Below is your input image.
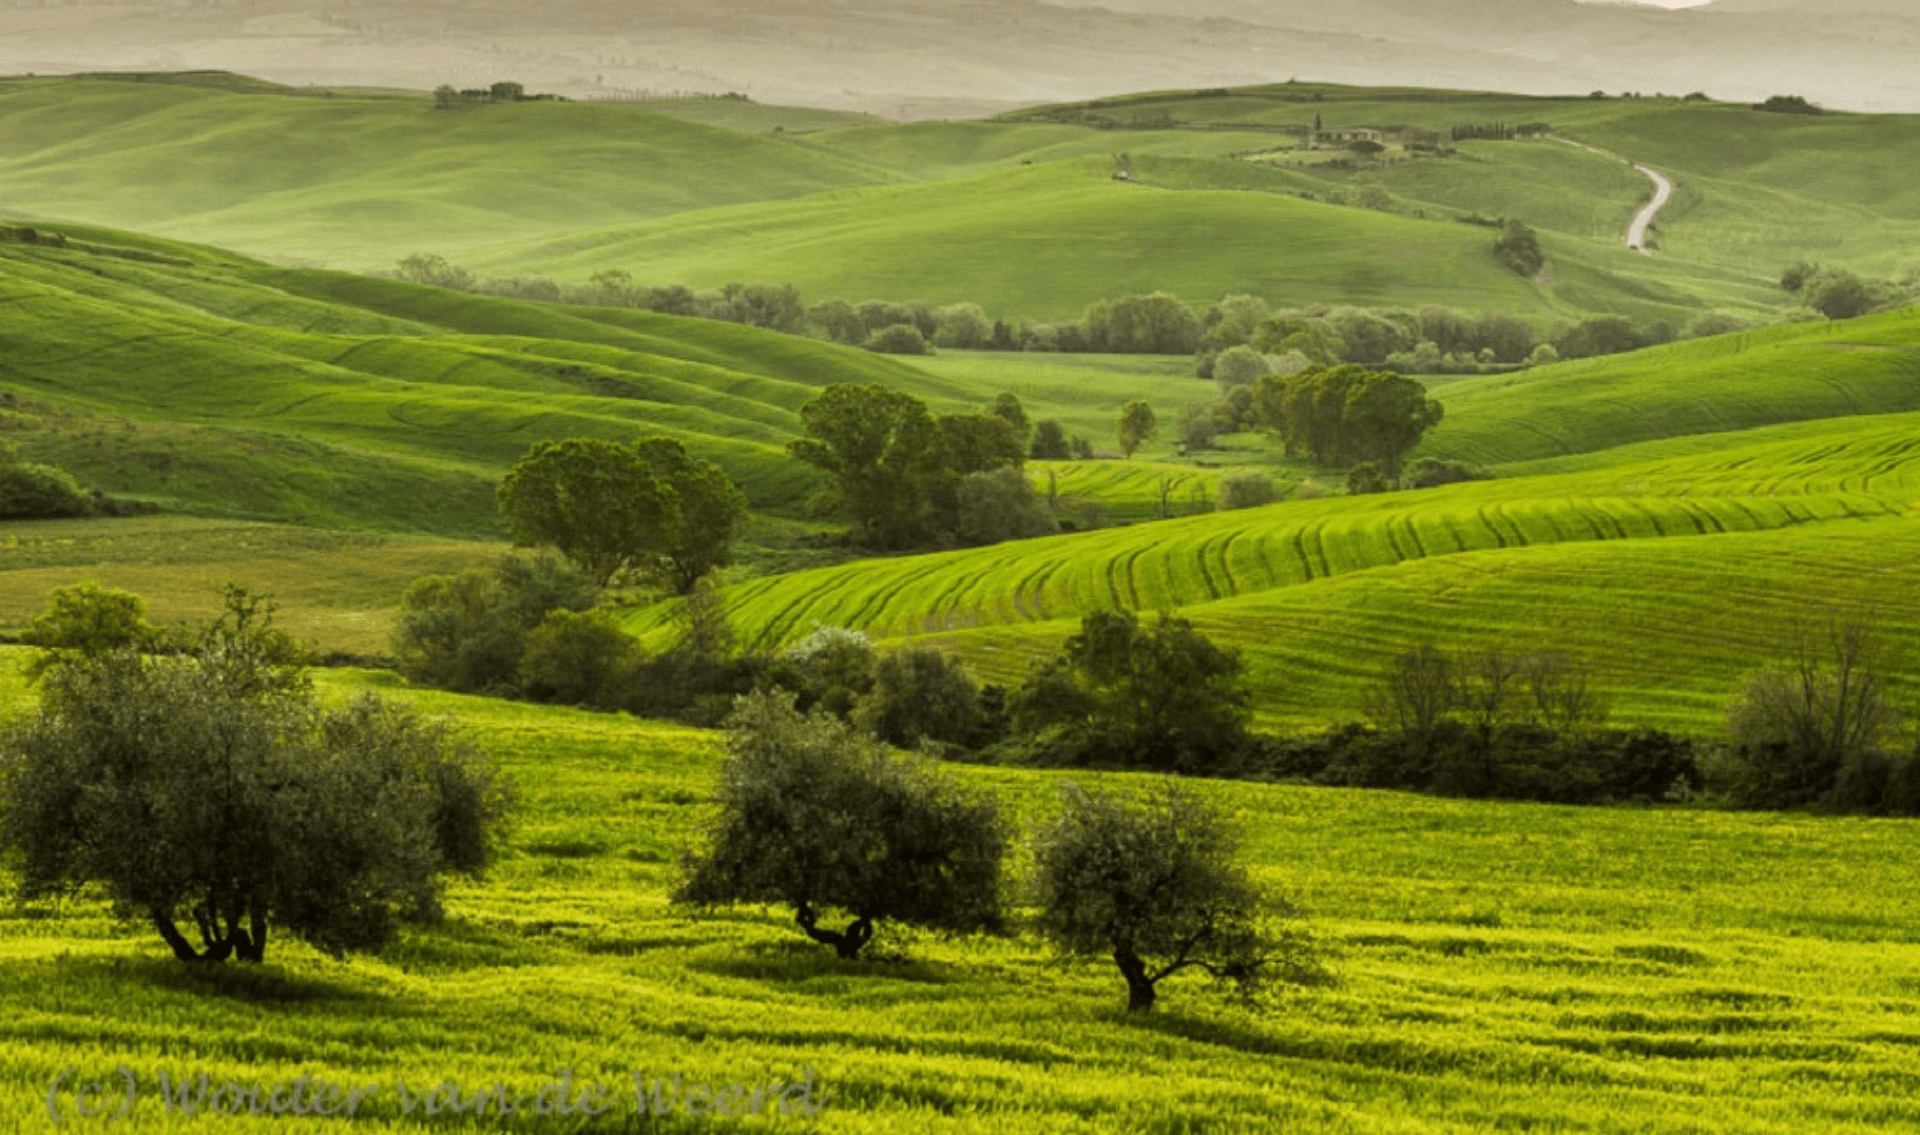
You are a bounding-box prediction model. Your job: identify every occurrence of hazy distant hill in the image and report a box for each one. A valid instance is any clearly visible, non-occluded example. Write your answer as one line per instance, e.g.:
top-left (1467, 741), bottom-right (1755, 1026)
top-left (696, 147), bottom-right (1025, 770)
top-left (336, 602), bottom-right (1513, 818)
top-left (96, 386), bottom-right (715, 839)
top-left (0, 0), bottom-right (1914, 118)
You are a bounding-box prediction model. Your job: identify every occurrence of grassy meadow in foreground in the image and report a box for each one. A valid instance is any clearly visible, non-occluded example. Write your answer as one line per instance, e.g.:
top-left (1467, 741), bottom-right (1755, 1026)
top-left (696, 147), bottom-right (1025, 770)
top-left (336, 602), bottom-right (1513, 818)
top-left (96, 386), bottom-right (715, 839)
top-left (3, 661), bottom-right (1919, 1133)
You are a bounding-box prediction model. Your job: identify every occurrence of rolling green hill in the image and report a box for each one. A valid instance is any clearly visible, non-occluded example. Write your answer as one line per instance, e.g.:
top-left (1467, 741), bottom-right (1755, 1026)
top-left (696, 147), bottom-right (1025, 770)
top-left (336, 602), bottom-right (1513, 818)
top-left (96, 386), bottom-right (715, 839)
top-left (472, 159), bottom-right (1568, 322)
top-left (1419, 306), bottom-right (1920, 466)
top-left (0, 74), bottom-right (893, 266)
top-left (0, 224), bottom-right (1216, 540)
top-left (8, 74), bottom-right (1914, 327)
top-left (626, 405), bottom-right (1920, 731)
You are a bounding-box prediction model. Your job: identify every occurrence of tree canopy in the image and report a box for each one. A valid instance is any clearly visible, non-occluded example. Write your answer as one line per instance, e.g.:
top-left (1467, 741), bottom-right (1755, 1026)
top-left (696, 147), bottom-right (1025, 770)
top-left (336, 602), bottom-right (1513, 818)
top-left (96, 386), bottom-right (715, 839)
top-left (497, 436), bottom-right (745, 591)
top-left (0, 588), bottom-right (512, 964)
top-left (674, 691), bottom-right (1008, 959)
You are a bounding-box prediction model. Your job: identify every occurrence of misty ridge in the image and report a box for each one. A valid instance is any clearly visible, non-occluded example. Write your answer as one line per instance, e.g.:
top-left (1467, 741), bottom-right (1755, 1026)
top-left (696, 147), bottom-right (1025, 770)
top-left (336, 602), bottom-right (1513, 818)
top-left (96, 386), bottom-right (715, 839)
top-left (1, 0), bottom-right (1915, 118)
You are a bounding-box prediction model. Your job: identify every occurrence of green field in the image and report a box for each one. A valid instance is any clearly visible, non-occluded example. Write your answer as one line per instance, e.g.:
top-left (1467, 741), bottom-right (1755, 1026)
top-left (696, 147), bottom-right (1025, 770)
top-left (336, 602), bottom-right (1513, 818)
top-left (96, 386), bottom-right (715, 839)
top-left (7, 75), bottom-right (1917, 326)
top-left (5, 660), bottom-right (1920, 1133)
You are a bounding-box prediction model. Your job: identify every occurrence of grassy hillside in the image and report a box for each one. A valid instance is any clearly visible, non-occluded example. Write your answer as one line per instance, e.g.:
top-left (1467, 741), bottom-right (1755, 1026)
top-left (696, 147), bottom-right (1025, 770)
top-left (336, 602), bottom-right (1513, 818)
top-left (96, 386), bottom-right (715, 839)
top-left (475, 159), bottom-right (1565, 321)
top-left (628, 407), bottom-right (1920, 731)
top-left (1420, 306), bottom-right (1920, 466)
top-left (0, 74), bottom-right (892, 266)
top-left (10, 74), bottom-right (1912, 326)
top-left (4, 661), bottom-right (1920, 1132)
top-left (0, 226), bottom-right (1217, 541)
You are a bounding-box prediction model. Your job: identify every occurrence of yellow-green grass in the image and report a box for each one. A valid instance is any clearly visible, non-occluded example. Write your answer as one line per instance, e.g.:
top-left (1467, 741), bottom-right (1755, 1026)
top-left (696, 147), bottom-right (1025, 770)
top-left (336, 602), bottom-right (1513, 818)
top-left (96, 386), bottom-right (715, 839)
top-left (626, 415), bottom-right (1920, 732)
top-left (0, 516), bottom-right (500, 656)
top-left (4, 659), bottom-right (1920, 1131)
top-left (1422, 306), bottom-right (1920, 467)
top-left (0, 75), bottom-right (892, 267)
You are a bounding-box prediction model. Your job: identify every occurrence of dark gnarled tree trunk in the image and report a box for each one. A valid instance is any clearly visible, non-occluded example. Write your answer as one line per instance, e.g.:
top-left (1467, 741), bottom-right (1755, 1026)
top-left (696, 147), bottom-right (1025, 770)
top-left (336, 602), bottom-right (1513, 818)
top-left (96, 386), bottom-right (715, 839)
top-left (794, 902), bottom-right (874, 960)
top-left (151, 895), bottom-right (270, 964)
top-left (1115, 946), bottom-right (1157, 1012)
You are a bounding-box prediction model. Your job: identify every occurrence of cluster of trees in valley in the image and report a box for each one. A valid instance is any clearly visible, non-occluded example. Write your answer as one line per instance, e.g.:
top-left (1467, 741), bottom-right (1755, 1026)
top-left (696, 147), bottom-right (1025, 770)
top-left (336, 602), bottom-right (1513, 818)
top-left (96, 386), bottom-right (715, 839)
top-left (394, 255), bottom-right (1827, 381)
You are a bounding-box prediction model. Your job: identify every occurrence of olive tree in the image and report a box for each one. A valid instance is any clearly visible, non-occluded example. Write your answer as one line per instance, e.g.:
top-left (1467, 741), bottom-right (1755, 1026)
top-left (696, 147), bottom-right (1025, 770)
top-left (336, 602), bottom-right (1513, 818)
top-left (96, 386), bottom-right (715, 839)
top-left (0, 589), bottom-right (512, 964)
top-left (674, 691), bottom-right (1008, 959)
top-left (1032, 782), bottom-right (1318, 1012)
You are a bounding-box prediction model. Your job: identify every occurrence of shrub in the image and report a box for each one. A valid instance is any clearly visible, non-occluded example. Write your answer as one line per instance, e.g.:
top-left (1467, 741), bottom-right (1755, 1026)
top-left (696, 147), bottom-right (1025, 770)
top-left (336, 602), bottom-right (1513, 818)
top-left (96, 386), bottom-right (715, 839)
top-left (854, 648), bottom-right (983, 750)
top-left (392, 554), bottom-right (596, 695)
top-left (956, 467), bottom-right (1057, 546)
top-left (1010, 610), bottom-right (1251, 774)
top-left (1217, 472), bottom-right (1278, 511)
top-left (0, 462), bottom-right (92, 519)
top-left (1721, 617), bottom-right (1902, 808)
top-left (21, 581), bottom-right (160, 680)
top-left (674, 691), bottom-right (1009, 959)
top-left (1346, 462), bottom-right (1389, 495)
top-left (768, 625), bottom-right (877, 720)
top-left (516, 608), bottom-right (640, 706)
top-left (863, 322), bottom-right (932, 355)
top-left (1403, 458), bottom-right (1492, 490)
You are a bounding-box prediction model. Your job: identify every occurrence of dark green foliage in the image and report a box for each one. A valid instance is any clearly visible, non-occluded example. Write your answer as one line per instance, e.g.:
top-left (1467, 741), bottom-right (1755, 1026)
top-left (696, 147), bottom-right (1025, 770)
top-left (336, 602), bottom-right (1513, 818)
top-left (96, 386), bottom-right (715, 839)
top-left (1030, 419), bottom-right (1071, 460)
top-left (674, 691), bottom-right (1009, 959)
top-left (1346, 462), bottom-right (1389, 495)
top-left (956, 467), bottom-right (1057, 546)
top-left (987, 392), bottom-right (1030, 442)
top-left (1252, 364), bottom-right (1443, 477)
top-left (766, 625), bottom-right (878, 721)
top-left (20, 581), bottom-right (160, 681)
top-left (631, 437), bottom-right (751, 594)
top-left (934, 303), bottom-right (994, 349)
top-left (790, 384), bottom-right (950, 550)
top-left (1754, 95), bottom-right (1822, 115)
top-left (392, 554), bottom-right (596, 695)
top-left (1010, 611), bottom-right (1251, 774)
top-left (1551, 315), bottom-right (1646, 360)
top-left (1799, 270), bottom-right (1878, 320)
top-left (938, 413), bottom-right (1026, 478)
top-left (498, 439), bottom-right (674, 587)
top-left (516, 608), bottom-right (640, 707)
top-left (1083, 293), bottom-right (1201, 354)
top-left (1403, 458), bottom-right (1493, 490)
top-left (1780, 261), bottom-right (1819, 293)
top-left (1259, 722), bottom-right (1700, 806)
top-left (1718, 617), bottom-right (1902, 809)
top-left (0, 460), bottom-right (93, 519)
top-left (1031, 782), bottom-right (1317, 1012)
top-left (1217, 472), bottom-right (1277, 511)
top-left (1116, 400), bottom-right (1158, 459)
top-left (1492, 220), bottom-right (1545, 278)
top-left (863, 322), bottom-right (932, 355)
top-left (0, 590), bottom-right (510, 964)
top-left (854, 648), bottom-right (984, 751)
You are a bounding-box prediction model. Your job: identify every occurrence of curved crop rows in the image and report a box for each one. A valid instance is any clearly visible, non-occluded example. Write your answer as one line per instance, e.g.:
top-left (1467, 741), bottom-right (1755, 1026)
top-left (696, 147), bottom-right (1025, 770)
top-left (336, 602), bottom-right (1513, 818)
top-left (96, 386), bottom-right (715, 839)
top-left (673, 419), bottom-right (1920, 655)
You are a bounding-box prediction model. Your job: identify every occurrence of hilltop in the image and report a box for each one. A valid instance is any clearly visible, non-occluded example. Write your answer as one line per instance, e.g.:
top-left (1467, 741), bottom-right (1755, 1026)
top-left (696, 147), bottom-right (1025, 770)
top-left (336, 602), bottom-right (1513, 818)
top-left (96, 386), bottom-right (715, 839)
top-left (2, 75), bottom-right (1914, 329)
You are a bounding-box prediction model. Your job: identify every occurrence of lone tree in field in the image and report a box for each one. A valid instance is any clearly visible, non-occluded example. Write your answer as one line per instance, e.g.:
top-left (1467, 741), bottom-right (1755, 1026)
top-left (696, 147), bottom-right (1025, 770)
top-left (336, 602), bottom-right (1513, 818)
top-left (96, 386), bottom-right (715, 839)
top-left (498, 437), bottom-right (746, 591)
top-left (1117, 400), bottom-right (1158, 459)
top-left (1032, 782), bottom-right (1318, 1012)
top-left (789, 384), bottom-right (949, 550)
top-left (0, 588), bottom-right (511, 964)
top-left (1492, 220), bottom-right (1544, 277)
top-left (674, 690), bottom-right (1008, 959)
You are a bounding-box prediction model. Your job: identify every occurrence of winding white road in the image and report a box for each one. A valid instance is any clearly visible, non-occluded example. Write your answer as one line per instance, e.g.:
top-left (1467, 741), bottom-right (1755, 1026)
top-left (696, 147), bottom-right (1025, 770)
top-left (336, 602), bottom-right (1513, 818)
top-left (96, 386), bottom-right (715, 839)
top-left (1625, 162), bottom-right (1673, 255)
top-left (1559, 138), bottom-right (1673, 255)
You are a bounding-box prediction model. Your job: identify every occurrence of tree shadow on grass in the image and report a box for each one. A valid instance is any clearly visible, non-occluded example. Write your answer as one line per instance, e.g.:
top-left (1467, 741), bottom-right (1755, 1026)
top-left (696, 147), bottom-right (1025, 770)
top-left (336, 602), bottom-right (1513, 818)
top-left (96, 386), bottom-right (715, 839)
top-left (52, 953), bottom-right (380, 1006)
